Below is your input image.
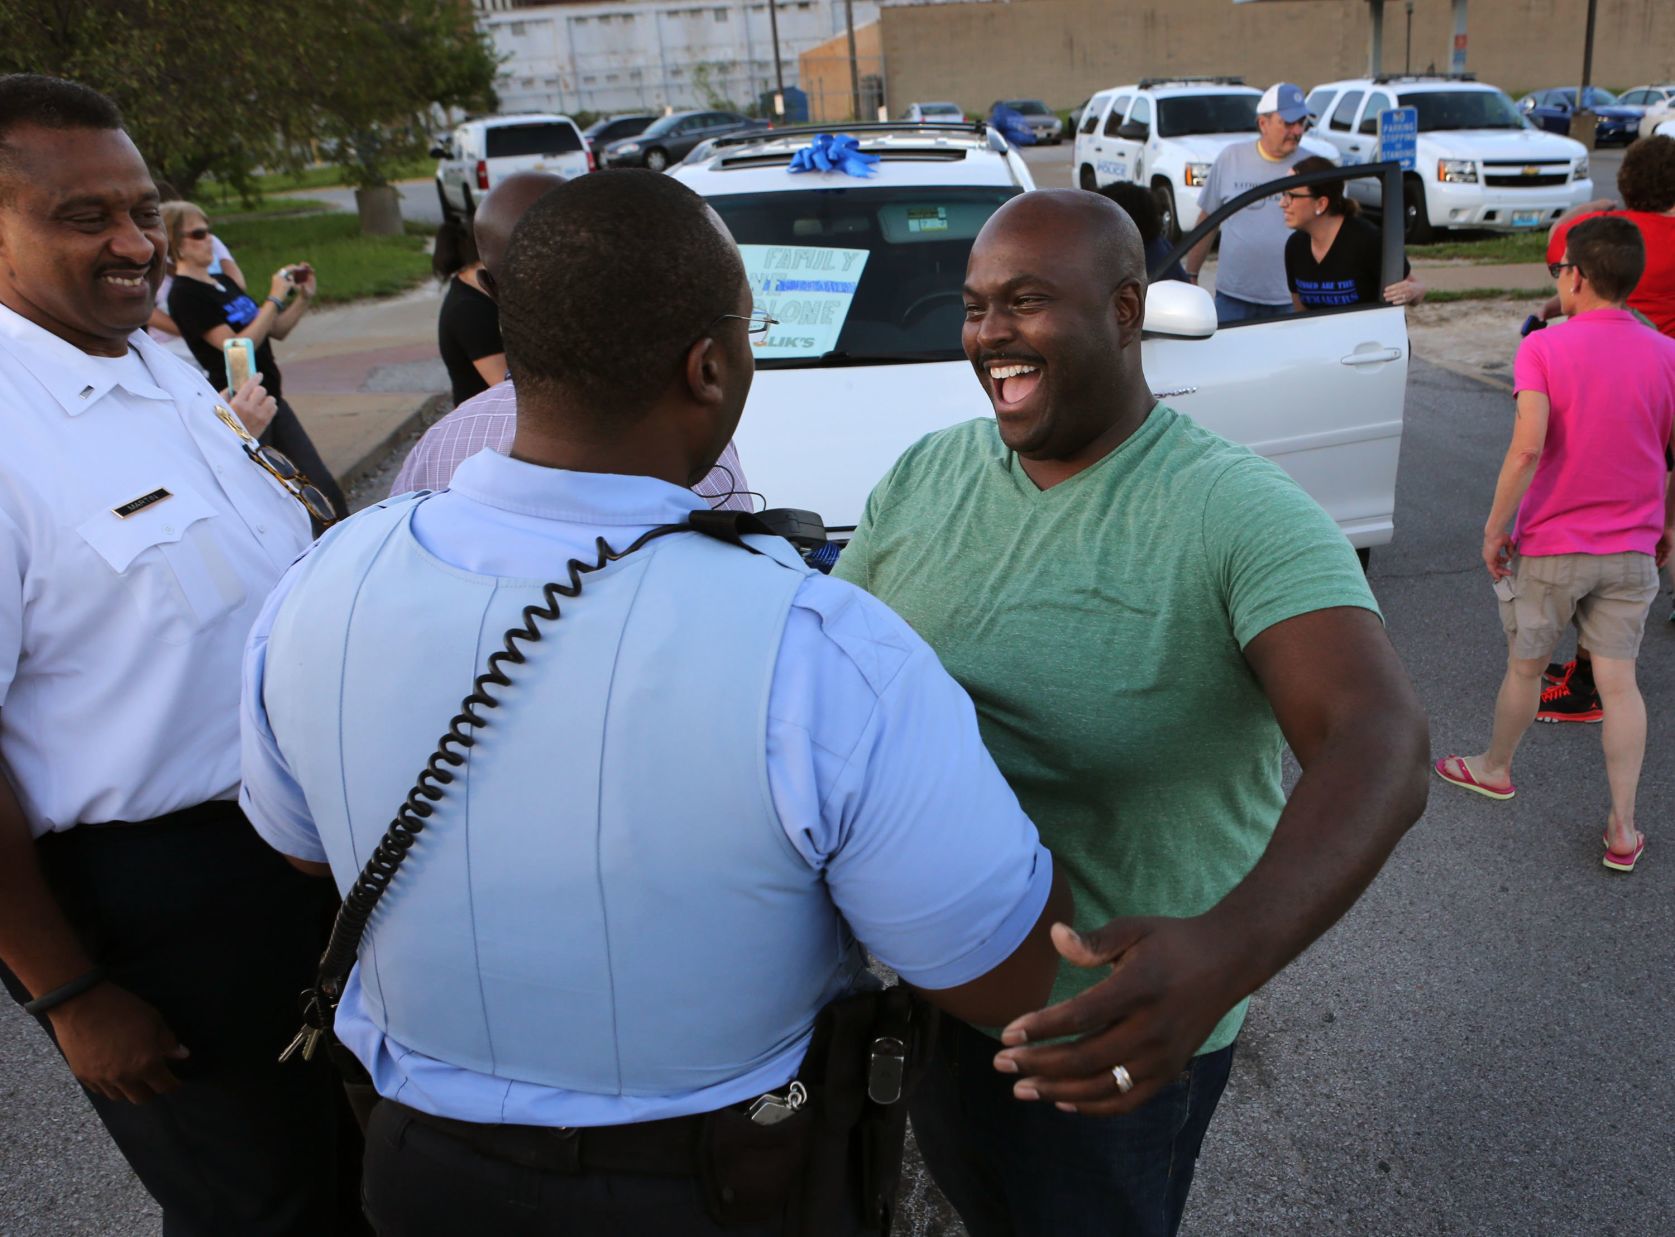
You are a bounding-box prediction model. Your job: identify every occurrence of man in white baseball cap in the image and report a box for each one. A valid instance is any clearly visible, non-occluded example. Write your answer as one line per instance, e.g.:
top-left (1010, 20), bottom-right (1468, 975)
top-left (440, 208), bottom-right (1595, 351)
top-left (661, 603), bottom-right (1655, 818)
top-left (1186, 82), bottom-right (1321, 322)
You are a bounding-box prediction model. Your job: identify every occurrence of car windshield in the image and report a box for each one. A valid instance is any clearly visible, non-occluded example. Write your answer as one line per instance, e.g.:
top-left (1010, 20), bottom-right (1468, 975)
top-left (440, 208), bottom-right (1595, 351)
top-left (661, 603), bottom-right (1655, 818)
top-left (706, 186), bottom-right (1020, 368)
top-left (1003, 100), bottom-right (1050, 115)
top-left (643, 114), bottom-right (692, 138)
top-left (485, 123), bottom-right (581, 157)
top-left (1398, 90), bottom-right (1525, 130)
top-left (1156, 94), bottom-right (1259, 136)
top-left (921, 104), bottom-right (961, 116)
top-left (1556, 88), bottom-right (1619, 107)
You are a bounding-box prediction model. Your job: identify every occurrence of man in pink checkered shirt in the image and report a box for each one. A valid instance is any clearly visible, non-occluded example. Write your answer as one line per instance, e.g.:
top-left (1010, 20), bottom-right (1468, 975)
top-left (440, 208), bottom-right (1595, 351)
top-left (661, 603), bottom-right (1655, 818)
top-left (390, 378), bottom-right (752, 509)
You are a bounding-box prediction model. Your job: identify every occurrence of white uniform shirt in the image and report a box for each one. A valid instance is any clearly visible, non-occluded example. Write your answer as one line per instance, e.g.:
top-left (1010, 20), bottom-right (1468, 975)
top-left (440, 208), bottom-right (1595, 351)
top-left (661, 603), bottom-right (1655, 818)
top-left (0, 302), bottom-right (311, 836)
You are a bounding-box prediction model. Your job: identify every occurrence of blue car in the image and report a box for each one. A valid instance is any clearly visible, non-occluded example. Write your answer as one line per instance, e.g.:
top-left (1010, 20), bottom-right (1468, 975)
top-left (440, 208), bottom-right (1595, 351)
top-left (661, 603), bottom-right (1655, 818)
top-left (1519, 88), bottom-right (1640, 146)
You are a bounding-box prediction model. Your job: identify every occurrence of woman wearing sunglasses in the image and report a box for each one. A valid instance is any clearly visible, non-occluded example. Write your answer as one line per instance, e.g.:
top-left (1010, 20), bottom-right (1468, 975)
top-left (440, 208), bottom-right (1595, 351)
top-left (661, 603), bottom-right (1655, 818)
top-left (161, 201), bottom-right (346, 521)
top-left (1281, 156), bottom-right (1425, 312)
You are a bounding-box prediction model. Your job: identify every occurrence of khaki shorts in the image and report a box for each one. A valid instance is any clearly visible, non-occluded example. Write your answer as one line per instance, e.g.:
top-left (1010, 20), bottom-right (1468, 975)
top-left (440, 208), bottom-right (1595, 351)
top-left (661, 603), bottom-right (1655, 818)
top-left (1498, 552), bottom-right (1661, 662)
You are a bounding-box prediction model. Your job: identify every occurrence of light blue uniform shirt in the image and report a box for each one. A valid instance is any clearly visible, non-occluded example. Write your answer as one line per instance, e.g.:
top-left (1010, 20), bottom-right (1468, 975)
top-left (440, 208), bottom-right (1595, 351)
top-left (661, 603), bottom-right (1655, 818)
top-left (241, 449), bottom-right (1053, 1127)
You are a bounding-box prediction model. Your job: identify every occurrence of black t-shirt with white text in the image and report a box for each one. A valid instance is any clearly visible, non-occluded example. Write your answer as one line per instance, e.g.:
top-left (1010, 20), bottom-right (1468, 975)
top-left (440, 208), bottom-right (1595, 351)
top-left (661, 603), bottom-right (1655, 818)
top-left (1285, 215), bottom-right (1409, 310)
top-left (168, 272), bottom-right (283, 397)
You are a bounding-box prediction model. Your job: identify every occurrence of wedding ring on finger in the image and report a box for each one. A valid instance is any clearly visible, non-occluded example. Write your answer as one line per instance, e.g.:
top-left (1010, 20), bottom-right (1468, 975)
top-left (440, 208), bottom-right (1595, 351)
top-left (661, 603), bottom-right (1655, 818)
top-left (1110, 1064), bottom-right (1134, 1095)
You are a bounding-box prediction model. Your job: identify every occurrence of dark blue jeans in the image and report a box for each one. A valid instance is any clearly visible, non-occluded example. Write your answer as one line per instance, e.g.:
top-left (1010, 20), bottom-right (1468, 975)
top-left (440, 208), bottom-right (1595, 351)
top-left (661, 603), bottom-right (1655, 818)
top-left (1213, 290), bottom-right (1288, 324)
top-left (908, 1017), bottom-right (1235, 1237)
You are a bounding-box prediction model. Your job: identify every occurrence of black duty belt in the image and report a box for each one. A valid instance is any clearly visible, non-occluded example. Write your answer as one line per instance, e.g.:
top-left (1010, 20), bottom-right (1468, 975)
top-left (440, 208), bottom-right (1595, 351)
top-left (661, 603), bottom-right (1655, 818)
top-left (389, 1098), bottom-right (710, 1176)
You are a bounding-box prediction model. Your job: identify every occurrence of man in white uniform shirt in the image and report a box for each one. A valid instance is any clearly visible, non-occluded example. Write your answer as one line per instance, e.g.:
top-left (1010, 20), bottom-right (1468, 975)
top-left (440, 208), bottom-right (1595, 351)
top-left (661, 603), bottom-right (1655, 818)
top-left (0, 76), bottom-right (357, 1234)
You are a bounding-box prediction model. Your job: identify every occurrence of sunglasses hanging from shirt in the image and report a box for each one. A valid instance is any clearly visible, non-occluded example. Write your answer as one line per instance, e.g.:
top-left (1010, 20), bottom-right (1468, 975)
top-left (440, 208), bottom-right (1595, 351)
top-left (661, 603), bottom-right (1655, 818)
top-left (213, 404), bottom-right (338, 526)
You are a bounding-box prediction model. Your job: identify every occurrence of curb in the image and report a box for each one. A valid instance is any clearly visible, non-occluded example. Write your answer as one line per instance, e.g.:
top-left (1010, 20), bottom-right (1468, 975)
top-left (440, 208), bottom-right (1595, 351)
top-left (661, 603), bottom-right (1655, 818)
top-left (332, 391), bottom-right (449, 493)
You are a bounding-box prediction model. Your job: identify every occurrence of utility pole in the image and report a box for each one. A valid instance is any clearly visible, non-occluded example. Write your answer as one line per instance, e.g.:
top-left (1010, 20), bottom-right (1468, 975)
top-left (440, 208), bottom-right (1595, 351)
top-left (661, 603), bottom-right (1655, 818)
top-left (1368, 0), bottom-right (1384, 78)
top-left (767, 0), bottom-right (786, 117)
top-left (1579, 0), bottom-right (1597, 95)
top-left (844, 0), bottom-right (861, 121)
top-left (1405, 0), bottom-right (1414, 75)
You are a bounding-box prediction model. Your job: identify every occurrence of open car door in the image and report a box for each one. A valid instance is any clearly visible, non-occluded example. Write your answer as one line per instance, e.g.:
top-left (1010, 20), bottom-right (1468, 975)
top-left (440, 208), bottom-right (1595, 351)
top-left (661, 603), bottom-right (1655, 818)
top-left (1143, 160), bottom-right (1410, 554)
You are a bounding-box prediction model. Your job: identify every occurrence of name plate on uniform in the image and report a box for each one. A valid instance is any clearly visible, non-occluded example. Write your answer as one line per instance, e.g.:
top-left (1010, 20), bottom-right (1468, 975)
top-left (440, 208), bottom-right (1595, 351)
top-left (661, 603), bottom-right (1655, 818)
top-left (112, 487), bottom-right (173, 519)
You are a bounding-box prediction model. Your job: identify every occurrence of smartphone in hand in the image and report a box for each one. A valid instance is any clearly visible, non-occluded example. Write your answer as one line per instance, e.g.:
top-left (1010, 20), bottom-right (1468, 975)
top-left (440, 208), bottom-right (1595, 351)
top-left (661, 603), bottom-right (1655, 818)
top-left (223, 337), bottom-right (257, 392)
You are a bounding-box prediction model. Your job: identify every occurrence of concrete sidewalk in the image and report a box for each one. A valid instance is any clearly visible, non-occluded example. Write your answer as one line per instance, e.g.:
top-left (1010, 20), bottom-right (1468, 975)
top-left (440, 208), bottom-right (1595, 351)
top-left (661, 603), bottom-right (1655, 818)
top-left (276, 284), bottom-right (450, 490)
top-left (1411, 259), bottom-right (1554, 293)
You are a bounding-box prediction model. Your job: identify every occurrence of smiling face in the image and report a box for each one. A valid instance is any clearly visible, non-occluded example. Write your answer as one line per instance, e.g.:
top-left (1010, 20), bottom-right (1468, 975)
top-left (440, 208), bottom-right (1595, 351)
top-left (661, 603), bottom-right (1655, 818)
top-left (961, 192), bottom-right (1147, 468)
top-left (0, 124), bottom-right (164, 354)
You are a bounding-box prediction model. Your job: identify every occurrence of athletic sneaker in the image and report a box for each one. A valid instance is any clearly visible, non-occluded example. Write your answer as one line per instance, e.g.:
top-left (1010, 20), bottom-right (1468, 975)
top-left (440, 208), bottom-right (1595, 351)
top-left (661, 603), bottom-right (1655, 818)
top-left (1536, 678), bottom-right (1603, 724)
top-left (1542, 659), bottom-right (1575, 687)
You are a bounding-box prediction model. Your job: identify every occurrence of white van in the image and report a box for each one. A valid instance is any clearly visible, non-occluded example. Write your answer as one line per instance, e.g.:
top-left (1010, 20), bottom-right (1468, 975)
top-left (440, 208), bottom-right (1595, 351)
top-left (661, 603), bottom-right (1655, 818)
top-left (433, 114), bottom-right (592, 220)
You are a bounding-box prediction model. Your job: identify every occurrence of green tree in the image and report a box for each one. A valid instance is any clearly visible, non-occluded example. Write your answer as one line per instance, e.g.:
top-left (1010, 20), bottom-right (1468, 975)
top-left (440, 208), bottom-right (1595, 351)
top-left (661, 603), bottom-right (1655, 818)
top-left (0, 0), bottom-right (496, 209)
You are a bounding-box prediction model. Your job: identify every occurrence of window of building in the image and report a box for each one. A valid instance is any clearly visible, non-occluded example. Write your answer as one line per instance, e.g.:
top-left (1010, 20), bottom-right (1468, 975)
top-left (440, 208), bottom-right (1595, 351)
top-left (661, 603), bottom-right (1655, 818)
top-left (714, 7), bottom-right (729, 21)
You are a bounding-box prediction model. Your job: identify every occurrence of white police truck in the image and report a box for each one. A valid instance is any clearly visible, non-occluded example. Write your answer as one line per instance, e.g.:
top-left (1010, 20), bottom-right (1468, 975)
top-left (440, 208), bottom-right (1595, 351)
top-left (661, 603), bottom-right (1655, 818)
top-left (1305, 76), bottom-right (1592, 242)
top-left (1073, 78), bottom-right (1336, 240)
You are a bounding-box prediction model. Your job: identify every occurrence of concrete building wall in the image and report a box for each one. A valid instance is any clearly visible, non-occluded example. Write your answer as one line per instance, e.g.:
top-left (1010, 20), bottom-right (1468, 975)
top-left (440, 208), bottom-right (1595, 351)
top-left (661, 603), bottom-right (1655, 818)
top-left (798, 21), bottom-right (886, 120)
top-left (485, 0), bottom-right (879, 117)
top-left (878, 0), bottom-right (1675, 117)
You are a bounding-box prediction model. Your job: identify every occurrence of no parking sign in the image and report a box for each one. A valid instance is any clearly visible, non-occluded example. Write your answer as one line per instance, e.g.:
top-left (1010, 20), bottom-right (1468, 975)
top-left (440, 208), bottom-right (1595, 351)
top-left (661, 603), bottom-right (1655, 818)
top-left (1378, 107), bottom-right (1419, 171)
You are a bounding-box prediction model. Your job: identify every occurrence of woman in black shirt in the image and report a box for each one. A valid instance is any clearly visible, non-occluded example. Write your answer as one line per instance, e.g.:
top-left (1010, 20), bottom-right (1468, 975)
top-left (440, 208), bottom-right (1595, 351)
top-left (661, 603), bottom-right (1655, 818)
top-left (1282, 157), bottom-right (1425, 312)
top-left (432, 217), bottom-right (505, 406)
top-left (162, 201), bottom-right (345, 519)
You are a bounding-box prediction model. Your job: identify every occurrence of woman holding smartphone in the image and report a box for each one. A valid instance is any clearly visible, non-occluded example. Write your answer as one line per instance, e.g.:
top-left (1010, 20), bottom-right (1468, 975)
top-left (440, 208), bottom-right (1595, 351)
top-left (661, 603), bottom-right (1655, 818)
top-left (161, 201), bottom-right (346, 520)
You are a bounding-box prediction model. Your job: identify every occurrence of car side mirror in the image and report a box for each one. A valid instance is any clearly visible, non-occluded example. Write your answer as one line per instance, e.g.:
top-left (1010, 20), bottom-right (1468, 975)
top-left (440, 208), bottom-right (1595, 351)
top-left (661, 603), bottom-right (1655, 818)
top-left (429, 143), bottom-right (448, 158)
top-left (1142, 280), bottom-right (1217, 340)
top-left (1117, 121), bottom-right (1150, 141)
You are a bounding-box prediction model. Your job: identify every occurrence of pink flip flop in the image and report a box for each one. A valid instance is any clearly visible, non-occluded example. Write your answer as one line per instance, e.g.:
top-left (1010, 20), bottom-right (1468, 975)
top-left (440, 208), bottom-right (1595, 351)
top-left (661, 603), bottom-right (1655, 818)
top-left (1433, 755), bottom-right (1516, 801)
top-left (1602, 832), bottom-right (1646, 873)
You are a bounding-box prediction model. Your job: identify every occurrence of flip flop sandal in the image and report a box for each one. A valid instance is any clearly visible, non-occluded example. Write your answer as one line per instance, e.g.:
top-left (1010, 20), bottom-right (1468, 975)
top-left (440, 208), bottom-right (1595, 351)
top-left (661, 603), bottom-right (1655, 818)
top-left (1602, 832), bottom-right (1646, 873)
top-left (1432, 755), bottom-right (1516, 801)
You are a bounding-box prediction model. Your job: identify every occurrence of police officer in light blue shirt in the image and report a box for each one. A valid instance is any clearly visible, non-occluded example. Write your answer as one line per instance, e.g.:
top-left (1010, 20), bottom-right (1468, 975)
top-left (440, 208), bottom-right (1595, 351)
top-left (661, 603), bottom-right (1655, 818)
top-left (240, 169), bottom-right (1071, 1235)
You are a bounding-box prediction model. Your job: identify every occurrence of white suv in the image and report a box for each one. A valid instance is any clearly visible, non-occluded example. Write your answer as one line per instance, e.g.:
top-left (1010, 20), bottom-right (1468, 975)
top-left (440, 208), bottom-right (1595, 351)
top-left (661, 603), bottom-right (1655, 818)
top-left (1073, 78), bottom-right (1336, 240)
top-left (672, 124), bottom-right (1410, 555)
top-left (432, 114), bottom-right (592, 221)
top-left (1306, 77), bottom-right (1592, 242)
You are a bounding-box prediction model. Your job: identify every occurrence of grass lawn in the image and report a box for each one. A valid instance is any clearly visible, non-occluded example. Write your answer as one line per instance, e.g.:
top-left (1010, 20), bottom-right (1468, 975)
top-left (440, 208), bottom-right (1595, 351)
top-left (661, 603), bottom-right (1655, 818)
top-left (200, 155), bottom-right (437, 200)
top-left (211, 211), bottom-right (434, 306)
top-left (1409, 231), bottom-right (1551, 264)
top-left (1425, 286), bottom-right (1553, 304)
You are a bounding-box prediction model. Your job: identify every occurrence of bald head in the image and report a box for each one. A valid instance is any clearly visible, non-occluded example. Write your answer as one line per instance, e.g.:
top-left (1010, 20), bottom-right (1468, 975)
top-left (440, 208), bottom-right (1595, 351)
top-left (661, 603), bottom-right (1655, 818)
top-left (962, 188), bottom-right (1154, 481)
top-left (473, 171), bottom-right (567, 281)
top-left (979, 189), bottom-right (1146, 292)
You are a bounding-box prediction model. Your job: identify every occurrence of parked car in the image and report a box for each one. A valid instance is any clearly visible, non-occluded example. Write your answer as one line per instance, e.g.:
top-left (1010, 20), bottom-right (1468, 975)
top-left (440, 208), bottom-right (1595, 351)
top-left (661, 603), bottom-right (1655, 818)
top-left (583, 113), bottom-right (657, 153)
top-left (670, 123), bottom-right (1410, 558)
top-left (1308, 76), bottom-right (1592, 242)
top-left (901, 102), bottom-right (967, 123)
top-left (602, 110), bottom-right (768, 171)
top-left (1617, 84), bottom-right (1675, 138)
top-left (997, 98), bottom-right (1063, 144)
top-left (1074, 77), bottom-right (1335, 240)
top-left (433, 113), bottom-right (593, 220)
top-left (1518, 87), bottom-right (1639, 146)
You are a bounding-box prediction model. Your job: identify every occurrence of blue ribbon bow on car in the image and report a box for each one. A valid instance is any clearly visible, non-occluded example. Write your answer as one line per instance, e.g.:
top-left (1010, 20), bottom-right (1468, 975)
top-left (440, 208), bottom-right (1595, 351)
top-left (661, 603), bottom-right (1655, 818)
top-left (787, 133), bottom-right (880, 178)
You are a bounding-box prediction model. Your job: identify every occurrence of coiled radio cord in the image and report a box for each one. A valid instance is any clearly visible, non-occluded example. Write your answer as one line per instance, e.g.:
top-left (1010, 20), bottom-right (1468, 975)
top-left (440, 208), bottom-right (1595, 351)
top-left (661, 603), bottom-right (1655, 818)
top-left (282, 520), bottom-right (692, 1063)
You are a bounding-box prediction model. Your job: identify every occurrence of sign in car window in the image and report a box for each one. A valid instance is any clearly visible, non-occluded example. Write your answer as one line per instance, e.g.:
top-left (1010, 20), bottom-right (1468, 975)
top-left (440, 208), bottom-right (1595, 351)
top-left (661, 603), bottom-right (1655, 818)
top-left (1377, 107), bottom-right (1419, 171)
top-left (737, 244), bottom-right (869, 359)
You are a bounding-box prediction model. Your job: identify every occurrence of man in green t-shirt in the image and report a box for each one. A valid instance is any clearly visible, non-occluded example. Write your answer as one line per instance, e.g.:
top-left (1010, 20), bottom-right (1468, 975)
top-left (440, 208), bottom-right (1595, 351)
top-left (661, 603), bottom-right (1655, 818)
top-left (833, 190), bottom-right (1428, 1236)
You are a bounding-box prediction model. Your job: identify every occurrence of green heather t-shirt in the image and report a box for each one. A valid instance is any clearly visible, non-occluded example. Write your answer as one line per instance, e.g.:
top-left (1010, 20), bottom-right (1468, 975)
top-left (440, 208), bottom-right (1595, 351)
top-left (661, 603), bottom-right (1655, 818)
top-left (834, 405), bottom-right (1379, 1054)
